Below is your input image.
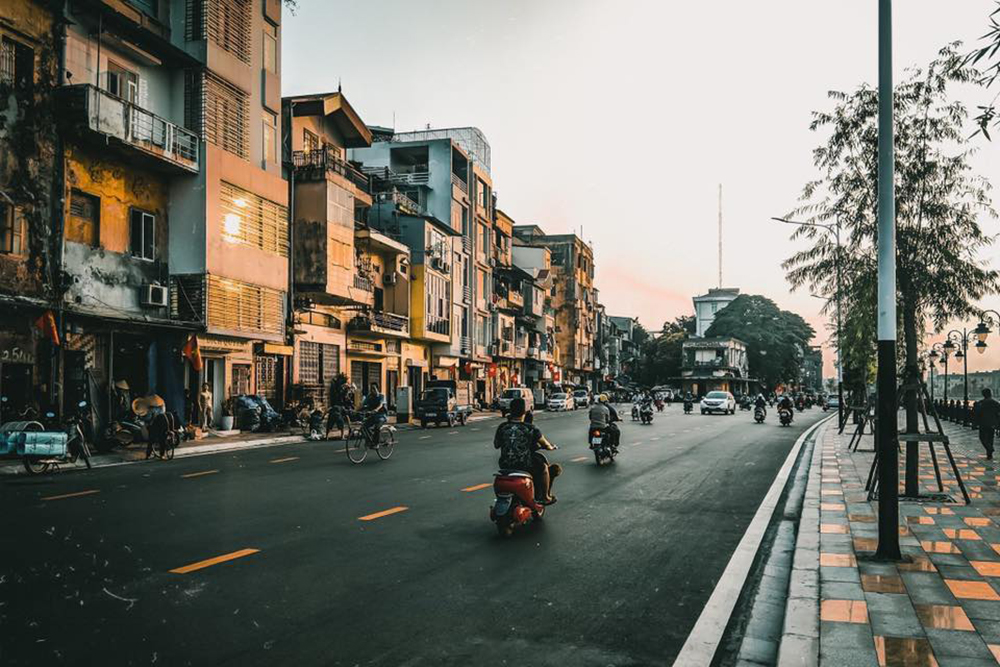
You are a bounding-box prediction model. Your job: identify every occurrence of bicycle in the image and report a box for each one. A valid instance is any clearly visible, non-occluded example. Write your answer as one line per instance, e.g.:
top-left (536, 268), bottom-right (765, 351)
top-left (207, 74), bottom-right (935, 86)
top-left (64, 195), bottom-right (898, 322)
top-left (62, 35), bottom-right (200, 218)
top-left (345, 411), bottom-right (395, 464)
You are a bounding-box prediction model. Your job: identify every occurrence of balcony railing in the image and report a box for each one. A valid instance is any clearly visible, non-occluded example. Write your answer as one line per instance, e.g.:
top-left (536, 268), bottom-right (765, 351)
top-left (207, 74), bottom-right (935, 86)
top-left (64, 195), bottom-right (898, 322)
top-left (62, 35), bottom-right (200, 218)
top-left (452, 173), bottom-right (469, 194)
top-left (375, 190), bottom-right (422, 216)
top-left (462, 285), bottom-right (472, 305)
top-left (353, 275), bottom-right (374, 292)
top-left (348, 310), bottom-right (409, 337)
top-left (507, 291), bottom-right (524, 308)
top-left (427, 318), bottom-right (451, 336)
top-left (63, 84), bottom-right (199, 173)
top-left (294, 149), bottom-right (371, 194)
top-left (364, 165), bottom-right (430, 187)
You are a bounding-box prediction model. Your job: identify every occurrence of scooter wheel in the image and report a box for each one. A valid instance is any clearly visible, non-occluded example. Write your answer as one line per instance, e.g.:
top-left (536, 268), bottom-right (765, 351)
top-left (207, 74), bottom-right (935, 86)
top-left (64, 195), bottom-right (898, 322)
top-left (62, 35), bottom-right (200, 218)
top-left (496, 519), bottom-right (514, 538)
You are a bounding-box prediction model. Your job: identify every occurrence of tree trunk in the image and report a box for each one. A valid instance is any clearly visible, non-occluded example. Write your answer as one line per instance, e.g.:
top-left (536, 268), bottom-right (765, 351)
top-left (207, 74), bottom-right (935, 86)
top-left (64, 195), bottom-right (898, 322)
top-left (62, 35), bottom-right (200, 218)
top-left (901, 277), bottom-right (920, 497)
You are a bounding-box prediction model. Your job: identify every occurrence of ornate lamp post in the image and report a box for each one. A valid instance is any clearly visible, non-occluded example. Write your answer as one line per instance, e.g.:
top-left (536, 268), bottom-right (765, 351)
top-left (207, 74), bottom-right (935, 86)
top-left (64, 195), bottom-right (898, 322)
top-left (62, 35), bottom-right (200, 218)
top-left (943, 328), bottom-right (983, 420)
top-left (927, 342), bottom-right (947, 403)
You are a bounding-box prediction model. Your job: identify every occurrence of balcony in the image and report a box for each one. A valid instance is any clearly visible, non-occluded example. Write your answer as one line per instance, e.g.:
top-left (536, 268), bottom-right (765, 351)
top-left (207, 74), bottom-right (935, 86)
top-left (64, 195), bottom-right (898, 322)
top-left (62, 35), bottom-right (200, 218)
top-left (428, 318), bottom-right (451, 337)
top-left (462, 285), bottom-right (472, 305)
top-left (451, 173), bottom-right (469, 194)
top-left (507, 290), bottom-right (524, 309)
top-left (353, 275), bottom-right (374, 292)
top-left (294, 149), bottom-right (371, 194)
top-left (60, 84), bottom-right (199, 174)
top-left (375, 189), bottom-right (422, 216)
top-left (364, 165), bottom-right (430, 188)
top-left (527, 347), bottom-right (539, 358)
top-left (347, 310), bottom-right (410, 338)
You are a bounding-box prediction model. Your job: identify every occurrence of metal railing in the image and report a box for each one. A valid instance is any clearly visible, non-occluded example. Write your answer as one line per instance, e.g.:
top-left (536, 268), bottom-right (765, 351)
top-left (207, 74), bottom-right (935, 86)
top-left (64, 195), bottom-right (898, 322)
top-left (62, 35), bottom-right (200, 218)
top-left (364, 165), bottom-right (430, 187)
top-left (353, 275), bottom-right (373, 292)
top-left (376, 189), bottom-right (421, 215)
top-left (348, 310), bottom-right (409, 334)
top-left (293, 149), bottom-right (371, 193)
top-left (452, 172), bottom-right (468, 194)
top-left (462, 285), bottom-right (472, 304)
top-left (427, 318), bottom-right (450, 336)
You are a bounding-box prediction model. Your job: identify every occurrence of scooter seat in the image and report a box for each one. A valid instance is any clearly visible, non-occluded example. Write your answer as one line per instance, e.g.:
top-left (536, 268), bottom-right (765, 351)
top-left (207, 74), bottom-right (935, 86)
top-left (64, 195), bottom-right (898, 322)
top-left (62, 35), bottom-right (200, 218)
top-left (495, 470), bottom-right (532, 479)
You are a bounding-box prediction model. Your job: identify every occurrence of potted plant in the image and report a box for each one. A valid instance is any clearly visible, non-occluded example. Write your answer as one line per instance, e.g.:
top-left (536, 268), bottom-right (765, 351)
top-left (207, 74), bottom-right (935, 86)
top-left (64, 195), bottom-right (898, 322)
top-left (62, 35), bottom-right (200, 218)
top-left (220, 397), bottom-right (235, 431)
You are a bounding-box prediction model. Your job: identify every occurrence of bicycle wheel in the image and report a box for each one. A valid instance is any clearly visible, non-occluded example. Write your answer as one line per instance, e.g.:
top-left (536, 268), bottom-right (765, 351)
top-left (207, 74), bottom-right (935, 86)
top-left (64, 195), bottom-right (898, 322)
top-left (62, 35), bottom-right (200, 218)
top-left (164, 438), bottom-right (176, 461)
top-left (346, 429), bottom-right (368, 464)
top-left (375, 427), bottom-right (395, 460)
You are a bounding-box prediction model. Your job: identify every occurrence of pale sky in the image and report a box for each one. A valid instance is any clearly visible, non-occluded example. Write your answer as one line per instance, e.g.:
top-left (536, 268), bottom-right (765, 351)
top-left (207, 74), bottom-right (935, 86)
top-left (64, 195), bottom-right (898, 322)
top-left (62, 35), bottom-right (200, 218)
top-left (282, 1), bottom-right (1000, 378)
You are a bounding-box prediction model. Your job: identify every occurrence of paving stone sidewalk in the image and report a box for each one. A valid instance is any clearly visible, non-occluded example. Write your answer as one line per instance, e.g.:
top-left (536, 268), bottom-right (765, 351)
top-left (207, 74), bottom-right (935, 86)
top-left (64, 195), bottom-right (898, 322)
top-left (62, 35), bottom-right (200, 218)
top-left (779, 417), bottom-right (1000, 667)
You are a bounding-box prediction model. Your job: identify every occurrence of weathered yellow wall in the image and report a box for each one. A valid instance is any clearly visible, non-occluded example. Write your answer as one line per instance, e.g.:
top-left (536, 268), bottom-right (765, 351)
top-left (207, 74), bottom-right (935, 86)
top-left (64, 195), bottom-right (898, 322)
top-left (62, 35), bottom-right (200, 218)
top-left (64, 143), bottom-right (169, 256)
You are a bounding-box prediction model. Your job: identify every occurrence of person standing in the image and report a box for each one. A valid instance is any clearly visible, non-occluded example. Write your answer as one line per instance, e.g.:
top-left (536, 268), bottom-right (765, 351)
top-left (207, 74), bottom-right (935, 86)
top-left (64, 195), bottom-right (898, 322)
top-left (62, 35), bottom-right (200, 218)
top-left (974, 388), bottom-right (1000, 460)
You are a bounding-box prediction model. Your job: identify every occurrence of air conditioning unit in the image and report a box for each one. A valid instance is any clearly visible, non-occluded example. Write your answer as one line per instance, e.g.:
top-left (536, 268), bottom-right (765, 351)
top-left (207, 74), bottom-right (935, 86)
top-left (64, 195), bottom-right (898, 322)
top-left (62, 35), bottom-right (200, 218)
top-left (384, 272), bottom-right (397, 286)
top-left (140, 283), bottom-right (168, 308)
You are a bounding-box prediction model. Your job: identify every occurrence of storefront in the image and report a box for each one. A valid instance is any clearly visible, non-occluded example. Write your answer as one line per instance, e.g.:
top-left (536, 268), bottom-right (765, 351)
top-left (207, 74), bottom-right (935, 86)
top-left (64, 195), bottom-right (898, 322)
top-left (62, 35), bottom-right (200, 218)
top-left (0, 331), bottom-right (39, 423)
top-left (198, 336), bottom-right (254, 427)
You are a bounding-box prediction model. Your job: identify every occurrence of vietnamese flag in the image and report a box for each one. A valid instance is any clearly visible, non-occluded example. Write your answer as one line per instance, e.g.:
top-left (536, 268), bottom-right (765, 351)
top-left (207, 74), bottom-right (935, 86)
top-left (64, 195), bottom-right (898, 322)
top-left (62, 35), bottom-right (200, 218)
top-left (35, 310), bottom-right (60, 346)
top-left (182, 334), bottom-right (203, 372)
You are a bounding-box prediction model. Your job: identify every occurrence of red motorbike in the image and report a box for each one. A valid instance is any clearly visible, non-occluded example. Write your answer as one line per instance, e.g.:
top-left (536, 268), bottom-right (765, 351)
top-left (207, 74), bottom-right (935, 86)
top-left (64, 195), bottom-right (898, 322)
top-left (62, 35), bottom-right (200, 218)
top-left (490, 467), bottom-right (549, 537)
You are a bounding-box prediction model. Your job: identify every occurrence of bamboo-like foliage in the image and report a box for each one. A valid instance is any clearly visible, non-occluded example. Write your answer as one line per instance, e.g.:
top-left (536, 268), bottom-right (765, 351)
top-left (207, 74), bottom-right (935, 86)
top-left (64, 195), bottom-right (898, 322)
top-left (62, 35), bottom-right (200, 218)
top-left (783, 44), bottom-right (998, 398)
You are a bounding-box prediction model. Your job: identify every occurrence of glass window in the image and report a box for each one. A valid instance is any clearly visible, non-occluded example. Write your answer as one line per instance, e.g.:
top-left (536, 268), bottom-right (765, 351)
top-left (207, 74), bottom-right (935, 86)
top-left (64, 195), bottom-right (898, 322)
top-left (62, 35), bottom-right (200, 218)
top-left (263, 22), bottom-right (278, 74)
top-left (262, 110), bottom-right (277, 165)
top-left (105, 61), bottom-right (138, 103)
top-left (0, 203), bottom-right (26, 255)
top-left (0, 37), bottom-right (33, 91)
top-left (303, 128), bottom-right (319, 153)
top-left (129, 209), bottom-right (155, 260)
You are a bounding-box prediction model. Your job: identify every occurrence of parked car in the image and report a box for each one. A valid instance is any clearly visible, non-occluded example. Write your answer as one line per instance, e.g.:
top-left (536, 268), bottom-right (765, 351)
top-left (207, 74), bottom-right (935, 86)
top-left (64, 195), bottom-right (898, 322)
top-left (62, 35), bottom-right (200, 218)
top-left (572, 389), bottom-right (591, 409)
top-left (414, 380), bottom-right (474, 427)
top-left (546, 392), bottom-right (574, 411)
top-left (700, 391), bottom-right (736, 415)
top-left (498, 387), bottom-right (535, 417)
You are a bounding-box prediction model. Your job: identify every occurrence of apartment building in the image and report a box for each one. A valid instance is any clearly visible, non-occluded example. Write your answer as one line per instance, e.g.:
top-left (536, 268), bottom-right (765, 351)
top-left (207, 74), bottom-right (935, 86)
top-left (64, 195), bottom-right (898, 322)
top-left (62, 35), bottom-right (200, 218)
top-left (0, 0), bottom-right (59, 422)
top-left (511, 238), bottom-right (559, 392)
top-left (513, 225), bottom-right (597, 389)
top-left (351, 126), bottom-right (496, 400)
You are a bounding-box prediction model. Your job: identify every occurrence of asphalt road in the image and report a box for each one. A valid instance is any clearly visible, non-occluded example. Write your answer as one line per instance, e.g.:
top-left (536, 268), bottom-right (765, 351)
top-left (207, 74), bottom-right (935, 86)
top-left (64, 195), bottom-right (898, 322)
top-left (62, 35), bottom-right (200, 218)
top-left (0, 404), bottom-right (824, 667)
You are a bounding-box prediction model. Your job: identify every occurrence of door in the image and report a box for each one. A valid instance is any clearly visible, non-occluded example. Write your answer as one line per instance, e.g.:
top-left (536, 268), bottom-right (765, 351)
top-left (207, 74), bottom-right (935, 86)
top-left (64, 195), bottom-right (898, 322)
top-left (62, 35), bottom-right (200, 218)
top-left (407, 366), bottom-right (423, 397)
top-left (0, 362), bottom-right (32, 423)
top-left (205, 358), bottom-right (224, 427)
top-left (386, 370), bottom-right (399, 410)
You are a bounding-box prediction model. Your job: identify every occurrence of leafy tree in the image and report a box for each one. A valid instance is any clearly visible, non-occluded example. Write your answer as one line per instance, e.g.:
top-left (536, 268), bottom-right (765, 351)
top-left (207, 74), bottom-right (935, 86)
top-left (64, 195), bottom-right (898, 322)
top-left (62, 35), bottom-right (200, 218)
top-left (704, 295), bottom-right (815, 390)
top-left (783, 44), bottom-right (998, 435)
top-left (635, 316), bottom-right (695, 386)
top-left (968, 3), bottom-right (1000, 138)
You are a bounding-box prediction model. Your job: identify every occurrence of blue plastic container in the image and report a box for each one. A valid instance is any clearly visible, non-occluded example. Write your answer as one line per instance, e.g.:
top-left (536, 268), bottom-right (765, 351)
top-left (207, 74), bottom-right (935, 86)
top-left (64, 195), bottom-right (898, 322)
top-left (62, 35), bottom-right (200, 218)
top-left (18, 432), bottom-right (68, 458)
top-left (0, 432), bottom-right (25, 457)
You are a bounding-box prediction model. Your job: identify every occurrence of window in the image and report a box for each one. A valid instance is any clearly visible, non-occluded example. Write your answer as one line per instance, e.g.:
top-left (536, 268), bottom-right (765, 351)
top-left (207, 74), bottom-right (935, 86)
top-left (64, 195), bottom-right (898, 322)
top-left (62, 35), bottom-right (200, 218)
top-left (478, 223), bottom-right (488, 254)
top-left (188, 71), bottom-right (250, 160)
top-left (129, 209), bottom-right (156, 260)
top-left (207, 0), bottom-right (251, 64)
top-left (303, 128), bottom-right (319, 153)
top-left (0, 203), bottom-right (26, 255)
top-left (263, 21), bottom-right (277, 74)
top-left (301, 342), bottom-right (339, 385)
top-left (67, 190), bottom-right (100, 246)
top-left (220, 181), bottom-right (288, 256)
top-left (105, 61), bottom-right (138, 102)
top-left (0, 36), bottom-right (33, 92)
top-left (127, 0), bottom-right (158, 17)
top-left (205, 274), bottom-right (285, 335)
top-left (262, 109), bottom-right (277, 165)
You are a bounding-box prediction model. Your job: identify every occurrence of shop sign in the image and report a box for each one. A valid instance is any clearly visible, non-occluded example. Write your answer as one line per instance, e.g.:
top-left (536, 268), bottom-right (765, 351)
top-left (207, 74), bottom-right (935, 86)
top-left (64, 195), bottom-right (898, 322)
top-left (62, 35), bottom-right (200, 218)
top-left (199, 336), bottom-right (251, 354)
top-left (255, 342), bottom-right (293, 356)
top-left (0, 344), bottom-right (34, 365)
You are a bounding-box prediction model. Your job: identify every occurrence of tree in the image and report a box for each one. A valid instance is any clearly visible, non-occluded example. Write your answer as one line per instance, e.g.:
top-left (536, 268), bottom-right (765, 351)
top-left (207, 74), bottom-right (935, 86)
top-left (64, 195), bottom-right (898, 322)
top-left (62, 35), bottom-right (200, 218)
top-left (704, 295), bottom-right (815, 390)
top-left (783, 44), bottom-right (998, 444)
top-left (968, 3), bottom-right (1000, 138)
top-left (635, 316), bottom-right (695, 386)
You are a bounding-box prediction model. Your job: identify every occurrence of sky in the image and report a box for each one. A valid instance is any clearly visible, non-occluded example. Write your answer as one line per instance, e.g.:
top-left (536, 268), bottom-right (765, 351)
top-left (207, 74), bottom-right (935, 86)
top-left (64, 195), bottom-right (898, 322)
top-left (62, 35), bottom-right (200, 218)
top-left (282, 1), bottom-right (1000, 378)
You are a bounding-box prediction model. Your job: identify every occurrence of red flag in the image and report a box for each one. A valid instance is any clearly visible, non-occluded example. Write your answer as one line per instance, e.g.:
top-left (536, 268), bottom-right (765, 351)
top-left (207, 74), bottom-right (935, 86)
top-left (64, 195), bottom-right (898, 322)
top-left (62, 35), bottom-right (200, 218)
top-left (182, 334), bottom-right (203, 372)
top-left (34, 310), bottom-right (60, 346)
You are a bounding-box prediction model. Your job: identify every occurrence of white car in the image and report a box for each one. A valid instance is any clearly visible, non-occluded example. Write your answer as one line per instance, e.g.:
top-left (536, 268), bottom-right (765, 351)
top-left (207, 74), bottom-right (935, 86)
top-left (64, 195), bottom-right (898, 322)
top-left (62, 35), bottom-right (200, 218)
top-left (572, 389), bottom-right (591, 409)
top-left (701, 391), bottom-right (736, 415)
top-left (547, 392), bottom-right (574, 411)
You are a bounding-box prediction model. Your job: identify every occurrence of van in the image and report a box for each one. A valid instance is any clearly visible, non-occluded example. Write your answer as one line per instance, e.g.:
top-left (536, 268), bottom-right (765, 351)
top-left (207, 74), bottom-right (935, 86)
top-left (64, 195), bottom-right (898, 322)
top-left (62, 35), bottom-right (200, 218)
top-left (498, 387), bottom-right (534, 417)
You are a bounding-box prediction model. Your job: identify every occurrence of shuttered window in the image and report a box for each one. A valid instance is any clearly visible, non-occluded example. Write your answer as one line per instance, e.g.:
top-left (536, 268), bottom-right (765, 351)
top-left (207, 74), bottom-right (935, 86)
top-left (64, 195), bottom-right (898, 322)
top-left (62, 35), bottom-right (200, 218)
top-left (220, 181), bottom-right (288, 257)
top-left (187, 70), bottom-right (249, 160)
top-left (206, 274), bottom-right (285, 335)
top-left (207, 0), bottom-right (251, 65)
top-left (300, 342), bottom-right (340, 385)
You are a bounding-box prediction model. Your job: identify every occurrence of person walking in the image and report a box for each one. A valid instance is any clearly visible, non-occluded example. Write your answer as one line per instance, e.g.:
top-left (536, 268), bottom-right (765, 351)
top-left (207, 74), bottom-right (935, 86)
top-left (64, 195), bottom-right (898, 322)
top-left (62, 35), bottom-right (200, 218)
top-left (974, 388), bottom-right (1000, 460)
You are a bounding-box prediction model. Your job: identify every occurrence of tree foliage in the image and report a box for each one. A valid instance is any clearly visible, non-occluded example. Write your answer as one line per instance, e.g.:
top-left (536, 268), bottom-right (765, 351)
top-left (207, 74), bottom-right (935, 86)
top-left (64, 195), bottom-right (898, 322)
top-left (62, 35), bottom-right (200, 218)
top-left (704, 295), bottom-right (814, 390)
top-left (635, 316), bottom-right (694, 386)
top-left (783, 44), bottom-right (998, 403)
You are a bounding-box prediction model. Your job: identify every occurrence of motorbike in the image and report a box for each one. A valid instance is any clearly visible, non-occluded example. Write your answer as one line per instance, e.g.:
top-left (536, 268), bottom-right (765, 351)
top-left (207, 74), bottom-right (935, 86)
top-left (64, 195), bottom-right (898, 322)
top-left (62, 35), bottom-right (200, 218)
top-left (589, 426), bottom-right (616, 465)
top-left (631, 403), bottom-right (640, 421)
top-left (490, 455), bottom-right (554, 537)
top-left (683, 399), bottom-right (693, 414)
top-left (740, 397), bottom-right (752, 411)
top-left (654, 398), bottom-right (664, 413)
top-left (754, 405), bottom-right (766, 423)
top-left (779, 408), bottom-right (793, 426)
top-left (21, 401), bottom-right (93, 475)
top-left (640, 402), bottom-right (654, 425)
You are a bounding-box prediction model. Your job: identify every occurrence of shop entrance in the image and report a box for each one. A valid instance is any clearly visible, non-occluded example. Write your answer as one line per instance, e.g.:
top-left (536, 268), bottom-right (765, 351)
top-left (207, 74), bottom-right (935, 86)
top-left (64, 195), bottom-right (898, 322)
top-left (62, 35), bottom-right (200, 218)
top-left (351, 361), bottom-right (382, 398)
top-left (0, 362), bottom-right (32, 423)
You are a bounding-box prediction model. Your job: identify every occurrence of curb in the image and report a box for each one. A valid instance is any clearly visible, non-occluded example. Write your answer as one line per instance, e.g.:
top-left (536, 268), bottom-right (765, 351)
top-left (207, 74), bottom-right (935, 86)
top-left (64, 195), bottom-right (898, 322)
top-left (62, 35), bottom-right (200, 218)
top-left (673, 415), bottom-right (832, 667)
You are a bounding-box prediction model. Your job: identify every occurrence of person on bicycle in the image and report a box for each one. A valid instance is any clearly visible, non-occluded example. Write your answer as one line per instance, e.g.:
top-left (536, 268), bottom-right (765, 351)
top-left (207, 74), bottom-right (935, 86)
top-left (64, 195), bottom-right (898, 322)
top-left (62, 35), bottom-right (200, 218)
top-left (361, 383), bottom-right (387, 435)
top-left (494, 397), bottom-right (561, 504)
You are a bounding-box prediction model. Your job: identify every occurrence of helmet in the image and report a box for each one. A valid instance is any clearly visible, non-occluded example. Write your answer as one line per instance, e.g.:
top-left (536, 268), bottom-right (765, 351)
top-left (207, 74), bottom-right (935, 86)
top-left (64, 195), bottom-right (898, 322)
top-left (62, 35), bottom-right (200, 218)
top-left (598, 393), bottom-right (609, 403)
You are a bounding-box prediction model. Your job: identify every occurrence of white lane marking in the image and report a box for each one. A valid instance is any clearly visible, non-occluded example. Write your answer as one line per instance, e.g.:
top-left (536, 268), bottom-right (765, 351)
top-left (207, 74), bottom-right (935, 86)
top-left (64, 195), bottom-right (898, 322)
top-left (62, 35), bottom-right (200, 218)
top-left (419, 436), bottom-right (431, 440)
top-left (672, 415), bottom-right (833, 666)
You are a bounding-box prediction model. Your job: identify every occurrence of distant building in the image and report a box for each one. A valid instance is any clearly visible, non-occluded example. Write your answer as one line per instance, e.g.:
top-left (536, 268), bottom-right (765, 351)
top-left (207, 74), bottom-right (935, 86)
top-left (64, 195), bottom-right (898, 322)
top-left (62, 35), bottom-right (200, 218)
top-left (677, 337), bottom-right (752, 397)
top-left (693, 288), bottom-right (740, 337)
top-left (802, 346), bottom-right (823, 392)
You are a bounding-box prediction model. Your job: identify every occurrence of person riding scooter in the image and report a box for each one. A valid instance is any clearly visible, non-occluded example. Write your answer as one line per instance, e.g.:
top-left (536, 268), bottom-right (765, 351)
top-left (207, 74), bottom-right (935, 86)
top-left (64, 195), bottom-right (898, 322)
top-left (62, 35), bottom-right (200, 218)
top-left (754, 393), bottom-right (768, 416)
top-left (494, 397), bottom-right (560, 504)
top-left (589, 394), bottom-right (620, 452)
top-left (778, 394), bottom-right (794, 421)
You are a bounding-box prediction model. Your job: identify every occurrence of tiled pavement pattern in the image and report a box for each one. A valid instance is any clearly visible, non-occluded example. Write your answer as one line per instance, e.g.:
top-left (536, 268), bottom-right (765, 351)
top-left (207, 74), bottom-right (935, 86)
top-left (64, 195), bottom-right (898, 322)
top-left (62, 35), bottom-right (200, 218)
top-left (781, 418), bottom-right (1000, 666)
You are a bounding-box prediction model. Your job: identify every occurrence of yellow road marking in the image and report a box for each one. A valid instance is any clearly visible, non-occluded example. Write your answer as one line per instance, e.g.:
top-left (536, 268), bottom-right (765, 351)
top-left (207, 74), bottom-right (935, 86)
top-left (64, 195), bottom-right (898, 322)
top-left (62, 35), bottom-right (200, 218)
top-left (169, 548), bottom-right (260, 574)
top-left (571, 456), bottom-right (588, 462)
top-left (270, 456), bottom-right (299, 464)
top-left (182, 470), bottom-right (219, 479)
top-left (41, 489), bottom-right (101, 502)
top-left (358, 506), bottom-right (409, 521)
top-left (462, 483), bottom-right (492, 492)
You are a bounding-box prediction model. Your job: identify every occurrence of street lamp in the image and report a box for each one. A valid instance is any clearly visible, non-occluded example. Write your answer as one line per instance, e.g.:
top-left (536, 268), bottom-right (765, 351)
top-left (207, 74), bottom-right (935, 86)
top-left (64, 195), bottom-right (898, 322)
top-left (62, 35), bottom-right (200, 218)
top-left (775, 216), bottom-right (844, 426)
top-left (944, 328), bottom-right (976, 411)
top-left (927, 342), bottom-right (947, 403)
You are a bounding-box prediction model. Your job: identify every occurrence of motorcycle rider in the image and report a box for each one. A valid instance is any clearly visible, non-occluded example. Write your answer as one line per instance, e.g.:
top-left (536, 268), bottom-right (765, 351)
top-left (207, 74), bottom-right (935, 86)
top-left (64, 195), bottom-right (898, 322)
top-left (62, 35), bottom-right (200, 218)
top-left (589, 394), bottom-right (621, 452)
top-left (754, 393), bottom-right (768, 416)
top-left (778, 393), bottom-right (794, 420)
top-left (494, 397), bottom-right (560, 504)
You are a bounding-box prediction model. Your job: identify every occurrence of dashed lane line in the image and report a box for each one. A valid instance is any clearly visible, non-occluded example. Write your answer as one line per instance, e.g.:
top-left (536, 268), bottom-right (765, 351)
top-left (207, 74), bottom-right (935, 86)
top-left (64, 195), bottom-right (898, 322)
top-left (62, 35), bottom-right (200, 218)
top-left (41, 489), bottom-right (101, 502)
top-left (181, 470), bottom-right (219, 479)
top-left (169, 548), bottom-right (260, 574)
top-left (462, 483), bottom-right (492, 492)
top-left (571, 456), bottom-right (589, 462)
top-left (270, 456), bottom-right (299, 464)
top-left (358, 506), bottom-right (409, 521)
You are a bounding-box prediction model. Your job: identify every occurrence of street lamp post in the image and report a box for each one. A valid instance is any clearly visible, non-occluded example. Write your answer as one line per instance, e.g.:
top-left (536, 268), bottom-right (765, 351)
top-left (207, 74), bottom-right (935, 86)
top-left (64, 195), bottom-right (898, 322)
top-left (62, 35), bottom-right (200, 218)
top-left (774, 217), bottom-right (844, 427)
top-left (927, 342), bottom-right (946, 404)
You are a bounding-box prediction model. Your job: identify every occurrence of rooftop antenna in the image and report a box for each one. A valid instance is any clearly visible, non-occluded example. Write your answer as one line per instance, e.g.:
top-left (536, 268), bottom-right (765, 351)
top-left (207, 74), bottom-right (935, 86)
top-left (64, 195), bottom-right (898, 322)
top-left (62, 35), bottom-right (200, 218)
top-left (337, 77), bottom-right (342, 93)
top-left (718, 183), bottom-right (723, 288)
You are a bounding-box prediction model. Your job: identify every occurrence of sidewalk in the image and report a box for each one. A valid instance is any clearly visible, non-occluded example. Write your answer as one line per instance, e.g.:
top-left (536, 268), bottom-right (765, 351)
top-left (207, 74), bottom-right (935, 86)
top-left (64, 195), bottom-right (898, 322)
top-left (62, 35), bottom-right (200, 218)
top-left (0, 410), bottom-right (504, 475)
top-left (779, 417), bottom-right (1000, 666)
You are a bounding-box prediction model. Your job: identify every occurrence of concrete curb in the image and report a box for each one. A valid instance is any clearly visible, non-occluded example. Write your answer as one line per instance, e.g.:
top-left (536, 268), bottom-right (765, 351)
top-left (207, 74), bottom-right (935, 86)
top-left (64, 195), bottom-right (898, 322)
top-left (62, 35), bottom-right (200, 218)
top-left (774, 418), bottom-right (828, 667)
top-left (673, 415), bottom-right (832, 667)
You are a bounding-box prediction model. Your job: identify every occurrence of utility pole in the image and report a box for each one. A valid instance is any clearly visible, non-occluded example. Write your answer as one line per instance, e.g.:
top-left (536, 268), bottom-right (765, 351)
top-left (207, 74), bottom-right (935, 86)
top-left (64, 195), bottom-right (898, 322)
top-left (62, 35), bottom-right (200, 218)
top-left (718, 184), bottom-right (723, 288)
top-left (875, 0), bottom-right (901, 560)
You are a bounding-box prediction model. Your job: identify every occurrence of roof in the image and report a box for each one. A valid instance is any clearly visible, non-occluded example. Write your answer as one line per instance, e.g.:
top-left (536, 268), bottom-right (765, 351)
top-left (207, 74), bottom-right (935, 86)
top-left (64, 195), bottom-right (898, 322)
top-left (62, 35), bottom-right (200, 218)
top-left (693, 287), bottom-right (741, 301)
top-left (284, 92), bottom-right (372, 148)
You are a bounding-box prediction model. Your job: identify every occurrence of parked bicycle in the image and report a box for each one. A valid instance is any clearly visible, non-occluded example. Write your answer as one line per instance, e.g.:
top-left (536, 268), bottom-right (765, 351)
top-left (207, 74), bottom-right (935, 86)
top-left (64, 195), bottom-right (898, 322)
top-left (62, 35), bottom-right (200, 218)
top-left (345, 410), bottom-right (396, 464)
